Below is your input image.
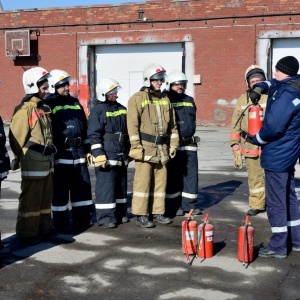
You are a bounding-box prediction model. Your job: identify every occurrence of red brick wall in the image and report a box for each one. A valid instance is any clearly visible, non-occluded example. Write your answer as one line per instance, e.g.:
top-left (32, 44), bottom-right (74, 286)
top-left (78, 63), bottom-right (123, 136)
top-left (0, 0), bottom-right (300, 124)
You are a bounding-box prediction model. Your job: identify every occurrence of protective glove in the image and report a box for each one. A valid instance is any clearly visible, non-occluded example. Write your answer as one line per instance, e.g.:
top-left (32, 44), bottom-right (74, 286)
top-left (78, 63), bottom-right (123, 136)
top-left (86, 153), bottom-right (93, 167)
top-left (249, 87), bottom-right (262, 105)
top-left (94, 155), bottom-right (107, 168)
top-left (169, 146), bottom-right (177, 159)
top-left (244, 133), bottom-right (254, 144)
top-left (129, 145), bottom-right (144, 161)
top-left (11, 157), bottom-right (20, 171)
top-left (233, 150), bottom-right (243, 170)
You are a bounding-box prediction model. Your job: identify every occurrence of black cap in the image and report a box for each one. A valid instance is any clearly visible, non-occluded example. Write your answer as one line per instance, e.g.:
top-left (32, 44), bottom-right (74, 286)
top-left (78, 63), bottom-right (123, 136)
top-left (275, 56), bottom-right (299, 76)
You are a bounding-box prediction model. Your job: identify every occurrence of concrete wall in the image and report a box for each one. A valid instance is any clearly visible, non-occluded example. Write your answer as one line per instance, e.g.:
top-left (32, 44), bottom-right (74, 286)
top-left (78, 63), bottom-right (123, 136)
top-left (0, 0), bottom-right (300, 124)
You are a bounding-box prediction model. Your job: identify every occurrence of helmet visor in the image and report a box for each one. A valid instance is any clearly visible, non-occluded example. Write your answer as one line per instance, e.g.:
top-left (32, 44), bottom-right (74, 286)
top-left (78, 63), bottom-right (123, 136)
top-left (106, 86), bottom-right (122, 95)
top-left (150, 71), bottom-right (166, 82)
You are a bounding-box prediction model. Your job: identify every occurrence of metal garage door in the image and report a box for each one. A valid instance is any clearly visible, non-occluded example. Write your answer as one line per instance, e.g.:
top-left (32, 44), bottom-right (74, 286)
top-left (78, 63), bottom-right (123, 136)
top-left (95, 43), bottom-right (185, 107)
top-left (272, 39), bottom-right (300, 76)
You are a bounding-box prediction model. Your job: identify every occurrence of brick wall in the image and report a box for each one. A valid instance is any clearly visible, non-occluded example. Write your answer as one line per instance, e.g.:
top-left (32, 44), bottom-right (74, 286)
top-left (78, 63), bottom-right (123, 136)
top-left (1, 0), bottom-right (300, 124)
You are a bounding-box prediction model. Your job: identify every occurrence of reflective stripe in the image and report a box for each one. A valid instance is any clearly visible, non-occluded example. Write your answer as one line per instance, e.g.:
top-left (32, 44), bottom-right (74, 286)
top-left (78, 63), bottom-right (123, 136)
top-left (165, 191), bottom-right (181, 199)
top-left (95, 203), bottom-right (116, 209)
top-left (171, 102), bottom-right (194, 108)
top-left (177, 146), bottom-right (198, 151)
top-left (288, 219), bottom-right (300, 227)
top-left (134, 191), bottom-right (150, 198)
top-left (271, 226), bottom-right (287, 233)
top-left (52, 204), bottom-right (69, 211)
top-left (250, 186), bottom-right (265, 194)
top-left (107, 160), bottom-right (123, 167)
top-left (91, 144), bottom-right (102, 150)
top-left (130, 135), bottom-right (140, 142)
top-left (58, 158), bottom-right (86, 165)
top-left (182, 192), bottom-right (197, 199)
top-left (230, 133), bottom-right (241, 139)
top-left (116, 198), bottom-right (127, 204)
top-left (141, 99), bottom-right (169, 108)
top-left (265, 81), bottom-right (271, 87)
top-left (150, 192), bottom-right (165, 197)
top-left (21, 170), bottom-right (50, 177)
top-left (72, 200), bottom-right (93, 207)
top-left (18, 209), bottom-right (51, 217)
top-left (241, 147), bottom-right (261, 155)
top-left (170, 133), bottom-right (179, 139)
top-left (106, 109), bottom-right (127, 117)
top-left (292, 98), bottom-right (300, 106)
top-left (52, 104), bottom-right (81, 115)
top-left (255, 132), bottom-right (267, 144)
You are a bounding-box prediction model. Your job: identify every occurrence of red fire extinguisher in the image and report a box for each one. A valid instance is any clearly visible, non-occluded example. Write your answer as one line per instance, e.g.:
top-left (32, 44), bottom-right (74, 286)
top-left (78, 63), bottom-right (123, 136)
top-left (248, 105), bottom-right (263, 136)
top-left (197, 214), bottom-right (214, 259)
top-left (182, 209), bottom-right (197, 264)
top-left (238, 216), bottom-right (254, 265)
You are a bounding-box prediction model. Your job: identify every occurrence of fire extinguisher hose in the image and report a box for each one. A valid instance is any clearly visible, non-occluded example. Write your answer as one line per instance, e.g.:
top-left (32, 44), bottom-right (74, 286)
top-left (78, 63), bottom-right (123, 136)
top-left (183, 209), bottom-right (195, 265)
top-left (243, 216), bottom-right (249, 265)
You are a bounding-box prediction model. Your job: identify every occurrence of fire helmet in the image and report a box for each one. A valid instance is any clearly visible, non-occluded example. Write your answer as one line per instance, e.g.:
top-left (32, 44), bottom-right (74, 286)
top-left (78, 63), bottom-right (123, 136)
top-left (245, 65), bottom-right (266, 88)
top-left (166, 70), bottom-right (188, 90)
top-left (23, 67), bottom-right (50, 94)
top-left (96, 78), bottom-right (122, 101)
top-left (48, 69), bottom-right (71, 94)
top-left (143, 63), bottom-right (166, 87)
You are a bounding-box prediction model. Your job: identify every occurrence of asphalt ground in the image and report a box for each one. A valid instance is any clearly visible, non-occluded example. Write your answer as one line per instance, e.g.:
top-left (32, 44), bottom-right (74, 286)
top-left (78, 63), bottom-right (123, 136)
top-left (0, 125), bottom-right (300, 300)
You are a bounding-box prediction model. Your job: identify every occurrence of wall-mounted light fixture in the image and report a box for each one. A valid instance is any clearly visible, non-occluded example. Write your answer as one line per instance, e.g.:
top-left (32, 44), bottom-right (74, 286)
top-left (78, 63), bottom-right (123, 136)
top-left (35, 29), bottom-right (40, 36)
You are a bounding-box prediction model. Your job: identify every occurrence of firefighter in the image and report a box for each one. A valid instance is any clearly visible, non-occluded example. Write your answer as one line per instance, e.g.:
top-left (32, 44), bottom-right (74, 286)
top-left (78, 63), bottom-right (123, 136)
top-left (229, 65), bottom-right (267, 216)
top-left (9, 67), bottom-right (55, 245)
top-left (249, 56), bottom-right (300, 258)
top-left (45, 70), bottom-right (93, 231)
top-left (127, 63), bottom-right (179, 228)
top-left (88, 78), bottom-right (129, 228)
top-left (164, 70), bottom-right (201, 217)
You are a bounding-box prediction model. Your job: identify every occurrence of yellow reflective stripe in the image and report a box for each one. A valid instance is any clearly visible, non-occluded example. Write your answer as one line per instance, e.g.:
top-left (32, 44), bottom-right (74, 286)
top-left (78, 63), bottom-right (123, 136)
top-left (141, 100), bottom-right (169, 108)
top-left (18, 209), bottom-right (51, 217)
top-left (106, 110), bottom-right (127, 117)
top-left (171, 102), bottom-right (193, 108)
top-left (52, 104), bottom-right (81, 114)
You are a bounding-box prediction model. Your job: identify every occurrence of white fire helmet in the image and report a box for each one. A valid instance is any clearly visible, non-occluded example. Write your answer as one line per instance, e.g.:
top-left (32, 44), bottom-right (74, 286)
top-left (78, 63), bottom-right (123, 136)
top-left (96, 78), bottom-right (122, 101)
top-left (23, 67), bottom-right (50, 94)
top-left (48, 69), bottom-right (71, 94)
top-left (244, 65), bottom-right (266, 88)
top-left (166, 70), bottom-right (188, 90)
top-left (143, 63), bottom-right (166, 87)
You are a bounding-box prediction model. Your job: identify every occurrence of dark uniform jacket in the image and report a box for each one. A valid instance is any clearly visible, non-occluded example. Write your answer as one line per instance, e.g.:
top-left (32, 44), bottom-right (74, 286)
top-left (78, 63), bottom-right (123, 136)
top-left (88, 100), bottom-right (129, 166)
top-left (0, 116), bottom-right (10, 180)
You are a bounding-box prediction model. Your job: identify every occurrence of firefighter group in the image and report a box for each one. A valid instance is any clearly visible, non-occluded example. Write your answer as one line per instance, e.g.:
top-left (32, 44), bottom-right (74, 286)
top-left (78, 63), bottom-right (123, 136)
top-left (1, 56), bottom-right (300, 260)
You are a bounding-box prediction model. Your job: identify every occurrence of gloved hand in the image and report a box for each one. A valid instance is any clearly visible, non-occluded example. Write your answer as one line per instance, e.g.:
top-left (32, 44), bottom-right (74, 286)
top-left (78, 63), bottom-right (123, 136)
top-left (94, 155), bottom-right (107, 168)
top-left (249, 87), bottom-right (261, 105)
top-left (169, 146), bottom-right (177, 159)
top-left (11, 157), bottom-right (20, 171)
top-left (129, 145), bottom-right (144, 161)
top-left (86, 153), bottom-right (93, 167)
top-left (233, 150), bottom-right (243, 170)
top-left (245, 133), bottom-right (254, 144)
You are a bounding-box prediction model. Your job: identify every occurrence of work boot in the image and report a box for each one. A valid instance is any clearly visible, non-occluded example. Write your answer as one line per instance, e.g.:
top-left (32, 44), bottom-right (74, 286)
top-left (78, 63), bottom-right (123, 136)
top-left (100, 222), bottom-right (116, 229)
top-left (176, 208), bottom-right (185, 216)
top-left (192, 208), bottom-right (203, 216)
top-left (122, 216), bottom-right (129, 223)
top-left (258, 246), bottom-right (287, 259)
top-left (136, 215), bottom-right (154, 228)
top-left (153, 214), bottom-right (172, 224)
top-left (292, 246), bottom-right (300, 252)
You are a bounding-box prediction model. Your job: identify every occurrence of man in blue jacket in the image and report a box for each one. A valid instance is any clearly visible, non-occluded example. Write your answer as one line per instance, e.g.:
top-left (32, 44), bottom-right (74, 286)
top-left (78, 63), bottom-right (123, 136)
top-left (249, 56), bottom-right (300, 258)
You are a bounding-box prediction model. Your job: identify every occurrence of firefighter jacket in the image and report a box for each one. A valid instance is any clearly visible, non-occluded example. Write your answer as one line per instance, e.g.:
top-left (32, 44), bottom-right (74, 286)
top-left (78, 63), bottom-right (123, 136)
top-left (45, 94), bottom-right (89, 162)
top-left (229, 92), bottom-right (267, 158)
top-left (9, 95), bottom-right (54, 179)
top-left (127, 87), bottom-right (179, 165)
top-left (165, 89), bottom-right (197, 143)
top-left (0, 115), bottom-right (10, 181)
top-left (252, 76), bottom-right (300, 172)
top-left (88, 100), bottom-right (129, 166)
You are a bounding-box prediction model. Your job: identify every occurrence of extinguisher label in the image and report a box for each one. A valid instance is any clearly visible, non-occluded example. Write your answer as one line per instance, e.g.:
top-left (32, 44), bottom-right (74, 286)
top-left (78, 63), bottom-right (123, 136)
top-left (249, 112), bottom-right (256, 119)
top-left (207, 237), bottom-right (213, 242)
top-left (185, 231), bottom-right (194, 240)
top-left (206, 230), bottom-right (213, 237)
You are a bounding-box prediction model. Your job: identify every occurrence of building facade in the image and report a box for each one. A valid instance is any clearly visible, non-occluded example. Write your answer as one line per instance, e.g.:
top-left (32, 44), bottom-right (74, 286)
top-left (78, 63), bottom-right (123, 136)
top-left (1, 0), bottom-right (300, 124)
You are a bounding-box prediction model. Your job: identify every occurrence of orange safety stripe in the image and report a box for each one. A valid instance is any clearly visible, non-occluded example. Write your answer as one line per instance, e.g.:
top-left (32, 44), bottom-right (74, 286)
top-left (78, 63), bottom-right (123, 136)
top-left (230, 133), bottom-right (241, 139)
top-left (241, 147), bottom-right (261, 155)
top-left (28, 110), bottom-right (46, 127)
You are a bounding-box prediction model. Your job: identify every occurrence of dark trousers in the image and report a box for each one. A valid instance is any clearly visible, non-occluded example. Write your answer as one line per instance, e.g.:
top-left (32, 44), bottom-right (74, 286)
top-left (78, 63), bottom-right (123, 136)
top-left (165, 149), bottom-right (198, 215)
top-left (265, 169), bottom-right (300, 254)
top-left (52, 163), bottom-right (93, 229)
top-left (95, 165), bottom-right (127, 225)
